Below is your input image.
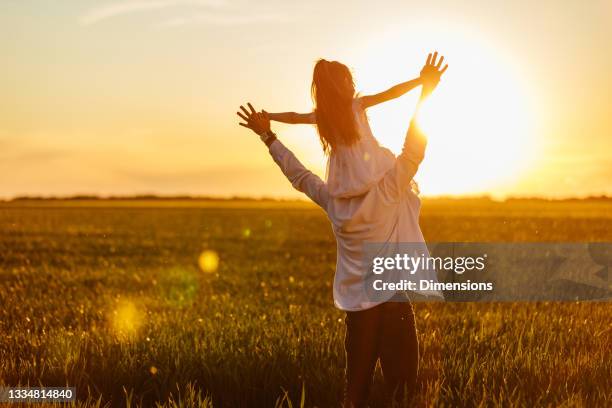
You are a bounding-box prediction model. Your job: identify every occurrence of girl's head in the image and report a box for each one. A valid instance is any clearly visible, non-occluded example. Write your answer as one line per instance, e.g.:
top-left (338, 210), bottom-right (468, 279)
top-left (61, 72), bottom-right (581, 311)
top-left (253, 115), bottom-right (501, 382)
top-left (311, 59), bottom-right (360, 154)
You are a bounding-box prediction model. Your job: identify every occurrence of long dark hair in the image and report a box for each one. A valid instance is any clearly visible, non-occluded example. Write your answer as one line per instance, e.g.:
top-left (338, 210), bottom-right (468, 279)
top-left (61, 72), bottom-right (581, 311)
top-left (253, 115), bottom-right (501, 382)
top-left (311, 59), bottom-right (360, 154)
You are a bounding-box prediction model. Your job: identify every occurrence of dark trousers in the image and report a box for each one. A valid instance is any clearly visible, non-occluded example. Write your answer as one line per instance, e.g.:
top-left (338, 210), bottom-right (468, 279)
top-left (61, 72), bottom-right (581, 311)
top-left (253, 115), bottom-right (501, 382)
top-left (344, 299), bottom-right (419, 407)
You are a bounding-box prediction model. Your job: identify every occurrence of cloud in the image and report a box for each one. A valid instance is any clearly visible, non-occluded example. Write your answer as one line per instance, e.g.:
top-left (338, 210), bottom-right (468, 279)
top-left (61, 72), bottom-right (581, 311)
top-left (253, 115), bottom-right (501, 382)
top-left (0, 146), bottom-right (73, 163)
top-left (156, 12), bottom-right (289, 27)
top-left (79, 0), bottom-right (291, 28)
top-left (115, 166), bottom-right (268, 184)
top-left (79, 0), bottom-right (225, 26)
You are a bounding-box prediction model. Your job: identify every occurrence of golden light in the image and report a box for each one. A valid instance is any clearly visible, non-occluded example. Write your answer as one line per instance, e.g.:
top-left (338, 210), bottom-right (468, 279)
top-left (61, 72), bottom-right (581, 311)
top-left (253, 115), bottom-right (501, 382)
top-left (198, 250), bottom-right (219, 273)
top-left (110, 300), bottom-right (143, 339)
top-left (352, 24), bottom-right (539, 197)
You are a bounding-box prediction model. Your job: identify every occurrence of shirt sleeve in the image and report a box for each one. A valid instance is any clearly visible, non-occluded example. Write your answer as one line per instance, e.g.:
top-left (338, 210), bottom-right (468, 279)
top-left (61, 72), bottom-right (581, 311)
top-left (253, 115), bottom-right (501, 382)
top-left (378, 119), bottom-right (427, 201)
top-left (268, 139), bottom-right (329, 209)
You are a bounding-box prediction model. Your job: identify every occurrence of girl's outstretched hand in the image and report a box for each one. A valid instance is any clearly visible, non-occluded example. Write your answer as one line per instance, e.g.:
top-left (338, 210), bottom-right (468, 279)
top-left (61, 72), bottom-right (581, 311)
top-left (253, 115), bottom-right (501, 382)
top-left (236, 103), bottom-right (271, 136)
top-left (420, 51), bottom-right (448, 99)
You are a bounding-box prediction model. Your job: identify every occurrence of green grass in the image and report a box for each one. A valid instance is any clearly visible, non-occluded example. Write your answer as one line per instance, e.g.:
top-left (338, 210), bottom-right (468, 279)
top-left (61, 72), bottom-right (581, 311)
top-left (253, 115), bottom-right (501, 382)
top-left (0, 200), bottom-right (610, 407)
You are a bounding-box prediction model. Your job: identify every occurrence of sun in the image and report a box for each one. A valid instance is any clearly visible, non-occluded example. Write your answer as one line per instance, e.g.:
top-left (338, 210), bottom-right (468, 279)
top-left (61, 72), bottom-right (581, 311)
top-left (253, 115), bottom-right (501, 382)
top-left (352, 24), bottom-right (538, 197)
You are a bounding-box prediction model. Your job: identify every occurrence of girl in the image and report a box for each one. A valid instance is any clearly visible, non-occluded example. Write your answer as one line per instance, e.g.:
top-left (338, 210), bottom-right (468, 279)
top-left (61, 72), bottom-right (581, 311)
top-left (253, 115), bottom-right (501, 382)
top-left (237, 52), bottom-right (447, 407)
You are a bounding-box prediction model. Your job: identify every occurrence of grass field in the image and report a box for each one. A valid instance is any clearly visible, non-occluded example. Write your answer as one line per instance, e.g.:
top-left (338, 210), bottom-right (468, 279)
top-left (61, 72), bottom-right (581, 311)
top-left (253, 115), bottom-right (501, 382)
top-left (0, 199), bottom-right (610, 407)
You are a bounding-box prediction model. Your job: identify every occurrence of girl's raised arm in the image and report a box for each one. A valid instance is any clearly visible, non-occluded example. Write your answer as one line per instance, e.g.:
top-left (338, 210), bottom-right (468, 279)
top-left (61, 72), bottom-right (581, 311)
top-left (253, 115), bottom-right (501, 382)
top-left (265, 111), bottom-right (316, 125)
top-left (359, 77), bottom-right (422, 109)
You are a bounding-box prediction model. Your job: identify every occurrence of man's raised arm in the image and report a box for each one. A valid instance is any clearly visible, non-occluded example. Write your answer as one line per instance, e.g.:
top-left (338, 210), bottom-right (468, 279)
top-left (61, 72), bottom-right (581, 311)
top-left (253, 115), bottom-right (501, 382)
top-left (237, 103), bottom-right (329, 209)
top-left (379, 52), bottom-right (448, 200)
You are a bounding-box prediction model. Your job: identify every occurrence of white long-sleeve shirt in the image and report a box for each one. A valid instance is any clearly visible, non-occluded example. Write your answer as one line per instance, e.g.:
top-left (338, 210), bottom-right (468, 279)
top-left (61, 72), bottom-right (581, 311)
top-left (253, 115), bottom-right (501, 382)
top-left (267, 109), bottom-right (442, 311)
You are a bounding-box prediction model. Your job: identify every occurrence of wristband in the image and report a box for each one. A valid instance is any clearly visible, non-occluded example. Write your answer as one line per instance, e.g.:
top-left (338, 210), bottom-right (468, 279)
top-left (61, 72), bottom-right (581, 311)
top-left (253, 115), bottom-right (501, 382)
top-left (260, 131), bottom-right (277, 147)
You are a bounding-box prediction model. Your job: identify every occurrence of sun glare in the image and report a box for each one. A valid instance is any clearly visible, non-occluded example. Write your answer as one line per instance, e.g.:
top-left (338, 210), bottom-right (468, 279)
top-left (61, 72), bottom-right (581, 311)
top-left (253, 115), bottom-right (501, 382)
top-left (353, 24), bottom-right (538, 196)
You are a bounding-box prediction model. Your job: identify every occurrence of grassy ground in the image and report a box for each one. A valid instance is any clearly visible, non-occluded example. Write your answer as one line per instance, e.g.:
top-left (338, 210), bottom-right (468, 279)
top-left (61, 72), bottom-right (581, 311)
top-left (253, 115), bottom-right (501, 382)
top-left (0, 199), bottom-right (610, 407)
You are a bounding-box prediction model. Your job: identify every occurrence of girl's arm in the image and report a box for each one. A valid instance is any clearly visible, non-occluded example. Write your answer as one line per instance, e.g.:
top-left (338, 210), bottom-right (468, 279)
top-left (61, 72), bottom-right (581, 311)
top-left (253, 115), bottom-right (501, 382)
top-left (359, 77), bottom-right (422, 109)
top-left (266, 111), bottom-right (316, 124)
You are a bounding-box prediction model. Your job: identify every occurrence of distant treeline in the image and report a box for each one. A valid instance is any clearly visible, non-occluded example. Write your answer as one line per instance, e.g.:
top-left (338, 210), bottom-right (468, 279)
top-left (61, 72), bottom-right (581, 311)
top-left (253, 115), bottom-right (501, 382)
top-left (6, 195), bottom-right (305, 203)
top-left (5, 194), bottom-right (612, 203)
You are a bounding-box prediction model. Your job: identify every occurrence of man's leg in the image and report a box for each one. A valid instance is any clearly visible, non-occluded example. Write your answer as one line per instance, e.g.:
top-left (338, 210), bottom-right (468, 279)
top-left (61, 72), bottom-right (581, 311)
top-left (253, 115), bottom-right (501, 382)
top-left (344, 305), bottom-right (383, 408)
top-left (378, 301), bottom-right (419, 404)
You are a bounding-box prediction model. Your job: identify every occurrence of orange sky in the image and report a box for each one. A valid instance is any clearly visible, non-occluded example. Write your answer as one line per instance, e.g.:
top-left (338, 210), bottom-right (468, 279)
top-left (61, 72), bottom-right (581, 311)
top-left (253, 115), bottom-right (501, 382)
top-left (1, 1), bottom-right (610, 199)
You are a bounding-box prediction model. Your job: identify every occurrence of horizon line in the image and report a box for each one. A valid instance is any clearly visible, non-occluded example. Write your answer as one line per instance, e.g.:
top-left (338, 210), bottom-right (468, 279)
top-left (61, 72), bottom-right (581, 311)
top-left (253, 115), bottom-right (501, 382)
top-left (3, 194), bottom-right (612, 203)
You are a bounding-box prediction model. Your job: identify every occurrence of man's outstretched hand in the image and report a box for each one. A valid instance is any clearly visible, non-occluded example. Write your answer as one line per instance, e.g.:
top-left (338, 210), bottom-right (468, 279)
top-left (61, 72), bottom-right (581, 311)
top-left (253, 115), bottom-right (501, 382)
top-left (420, 51), bottom-right (448, 99)
top-left (237, 103), bottom-right (271, 136)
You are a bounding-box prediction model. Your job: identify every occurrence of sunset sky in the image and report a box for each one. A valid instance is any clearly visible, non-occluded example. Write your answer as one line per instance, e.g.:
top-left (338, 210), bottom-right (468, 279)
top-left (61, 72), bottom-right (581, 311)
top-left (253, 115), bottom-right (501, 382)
top-left (2, 0), bottom-right (610, 199)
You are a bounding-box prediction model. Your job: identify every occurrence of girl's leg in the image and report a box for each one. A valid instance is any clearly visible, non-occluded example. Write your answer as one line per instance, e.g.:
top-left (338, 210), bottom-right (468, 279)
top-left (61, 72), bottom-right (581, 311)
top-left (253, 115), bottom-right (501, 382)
top-left (378, 301), bottom-right (419, 404)
top-left (344, 306), bottom-right (383, 408)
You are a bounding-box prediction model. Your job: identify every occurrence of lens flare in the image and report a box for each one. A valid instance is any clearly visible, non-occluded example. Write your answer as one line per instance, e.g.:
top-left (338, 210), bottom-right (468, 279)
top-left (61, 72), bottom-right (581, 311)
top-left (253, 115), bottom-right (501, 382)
top-left (159, 267), bottom-right (198, 307)
top-left (198, 250), bottom-right (219, 273)
top-left (110, 300), bottom-right (142, 339)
